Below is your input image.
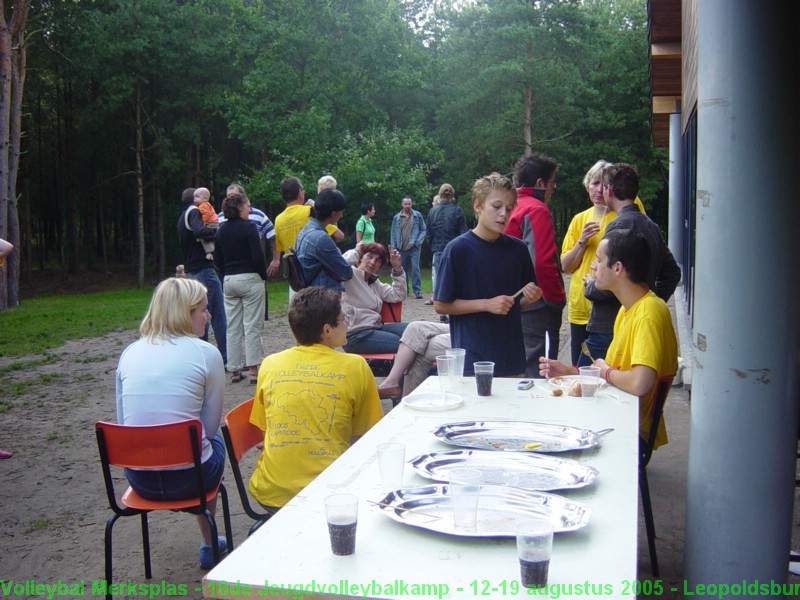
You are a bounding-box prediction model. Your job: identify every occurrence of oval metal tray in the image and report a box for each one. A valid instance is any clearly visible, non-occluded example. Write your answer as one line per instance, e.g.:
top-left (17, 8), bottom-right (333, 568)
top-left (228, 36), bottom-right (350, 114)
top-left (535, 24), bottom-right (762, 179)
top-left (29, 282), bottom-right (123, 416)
top-left (373, 484), bottom-right (591, 537)
top-left (432, 420), bottom-right (600, 453)
top-left (409, 449), bottom-right (598, 491)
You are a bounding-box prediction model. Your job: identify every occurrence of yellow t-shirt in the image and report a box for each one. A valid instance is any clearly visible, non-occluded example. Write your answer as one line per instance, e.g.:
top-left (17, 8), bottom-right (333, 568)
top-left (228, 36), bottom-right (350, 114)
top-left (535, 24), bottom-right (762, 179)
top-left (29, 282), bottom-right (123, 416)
top-left (274, 204), bottom-right (337, 254)
top-left (561, 198), bottom-right (646, 325)
top-left (605, 291), bottom-right (677, 449)
top-left (248, 344), bottom-right (383, 507)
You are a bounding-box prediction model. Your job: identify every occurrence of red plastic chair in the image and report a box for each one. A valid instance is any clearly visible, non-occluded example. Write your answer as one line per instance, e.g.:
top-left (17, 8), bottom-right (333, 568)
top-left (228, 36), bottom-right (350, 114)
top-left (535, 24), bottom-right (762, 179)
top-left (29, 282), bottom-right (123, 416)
top-left (95, 420), bottom-right (233, 600)
top-left (639, 375), bottom-right (674, 578)
top-left (222, 398), bottom-right (273, 536)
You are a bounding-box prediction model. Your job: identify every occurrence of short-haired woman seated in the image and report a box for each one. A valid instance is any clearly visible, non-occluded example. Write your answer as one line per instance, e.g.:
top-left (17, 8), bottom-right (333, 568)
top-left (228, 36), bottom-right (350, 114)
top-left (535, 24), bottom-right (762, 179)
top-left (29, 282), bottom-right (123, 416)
top-left (115, 277), bottom-right (226, 569)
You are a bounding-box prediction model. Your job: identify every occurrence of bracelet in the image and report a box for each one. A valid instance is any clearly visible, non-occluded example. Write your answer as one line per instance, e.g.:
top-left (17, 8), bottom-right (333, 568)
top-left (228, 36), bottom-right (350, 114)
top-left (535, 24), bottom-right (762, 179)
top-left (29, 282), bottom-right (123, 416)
top-left (391, 268), bottom-right (403, 276)
top-left (577, 239), bottom-right (586, 248)
top-left (604, 367), bottom-right (617, 384)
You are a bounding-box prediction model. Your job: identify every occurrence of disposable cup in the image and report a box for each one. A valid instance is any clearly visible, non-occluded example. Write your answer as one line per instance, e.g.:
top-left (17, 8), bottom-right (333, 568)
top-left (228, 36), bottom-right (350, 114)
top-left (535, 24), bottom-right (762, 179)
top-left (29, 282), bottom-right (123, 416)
top-left (579, 366), bottom-right (601, 398)
top-left (325, 494), bottom-right (358, 555)
top-left (449, 467), bottom-right (482, 530)
top-left (377, 443), bottom-right (405, 489)
top-left (473, 361), bottom-right (495, 396)
top-left (436, 355), bottom-right (458, 393)
top-left (445, 348), bottom-right (466, 384)
top-left (591, 204), bottom-right (608, 223)
top-left (516, 518), bottom-right (554, 589)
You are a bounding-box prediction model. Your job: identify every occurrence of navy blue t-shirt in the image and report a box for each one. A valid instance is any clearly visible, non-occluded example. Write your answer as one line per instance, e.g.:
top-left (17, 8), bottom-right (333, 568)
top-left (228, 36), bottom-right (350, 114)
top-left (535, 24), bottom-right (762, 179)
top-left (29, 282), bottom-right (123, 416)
top-left (436, 231), bottom-right (536, 376)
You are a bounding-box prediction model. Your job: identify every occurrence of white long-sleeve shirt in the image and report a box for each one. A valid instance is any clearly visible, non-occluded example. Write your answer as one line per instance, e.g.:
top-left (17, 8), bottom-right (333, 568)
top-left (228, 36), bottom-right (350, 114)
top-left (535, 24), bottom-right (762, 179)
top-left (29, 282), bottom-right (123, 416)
top-left (115, 336), bottom-right (225, 464)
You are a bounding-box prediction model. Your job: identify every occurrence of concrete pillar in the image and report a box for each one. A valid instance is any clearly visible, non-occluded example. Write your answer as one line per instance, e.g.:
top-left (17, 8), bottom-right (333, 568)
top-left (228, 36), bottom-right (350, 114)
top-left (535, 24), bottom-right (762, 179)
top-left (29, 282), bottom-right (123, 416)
top-left (667, 112), bottom-right (684, 270)
top-left (684, 0), bottom-right (798, 591)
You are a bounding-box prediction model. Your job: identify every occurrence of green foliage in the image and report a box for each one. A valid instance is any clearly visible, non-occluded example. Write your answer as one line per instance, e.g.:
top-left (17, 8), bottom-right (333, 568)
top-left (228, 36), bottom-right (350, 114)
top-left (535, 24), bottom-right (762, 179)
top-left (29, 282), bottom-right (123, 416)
top-left (0, 288), bottom-right (153, 357)
top-left (19, 0), bottom-right (668, 288)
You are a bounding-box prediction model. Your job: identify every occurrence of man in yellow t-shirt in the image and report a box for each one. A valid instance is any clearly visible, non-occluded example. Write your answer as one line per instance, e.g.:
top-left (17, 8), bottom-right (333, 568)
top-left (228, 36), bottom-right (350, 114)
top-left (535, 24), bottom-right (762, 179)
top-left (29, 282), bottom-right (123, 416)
top-left (541, 228), bottom-right (677, 449)
top-left (249, 287), bottom-right (383, 511)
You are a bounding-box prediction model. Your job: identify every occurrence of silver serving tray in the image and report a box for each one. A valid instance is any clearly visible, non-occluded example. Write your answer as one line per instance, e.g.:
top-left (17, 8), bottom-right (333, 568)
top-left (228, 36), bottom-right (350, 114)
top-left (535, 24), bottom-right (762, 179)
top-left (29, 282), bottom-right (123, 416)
top-left (374, 484), bottom-right (590, 537)
top-left (409, 449), bottom-right (598, 491)
top-left (432, 420), bottom-right (600, 453)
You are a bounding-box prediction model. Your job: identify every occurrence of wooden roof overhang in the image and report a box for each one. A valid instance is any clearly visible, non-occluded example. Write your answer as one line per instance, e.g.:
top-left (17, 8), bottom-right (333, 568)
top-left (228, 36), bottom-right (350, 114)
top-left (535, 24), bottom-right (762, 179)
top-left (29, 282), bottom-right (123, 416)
top-left (647, 0), bottom-right (682, 147)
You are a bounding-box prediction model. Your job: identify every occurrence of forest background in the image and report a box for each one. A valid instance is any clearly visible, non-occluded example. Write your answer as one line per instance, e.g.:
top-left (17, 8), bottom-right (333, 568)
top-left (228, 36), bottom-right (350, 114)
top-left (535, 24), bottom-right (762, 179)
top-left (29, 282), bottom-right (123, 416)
top-left (0, 0), bottom-right (665, 308)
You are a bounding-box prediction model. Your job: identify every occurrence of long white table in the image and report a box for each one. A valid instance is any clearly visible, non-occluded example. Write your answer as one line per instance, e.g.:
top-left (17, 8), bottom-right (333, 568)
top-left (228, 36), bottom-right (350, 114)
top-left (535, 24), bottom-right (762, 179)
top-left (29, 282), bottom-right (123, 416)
top-left (204, 377), bottom-right (640, 600)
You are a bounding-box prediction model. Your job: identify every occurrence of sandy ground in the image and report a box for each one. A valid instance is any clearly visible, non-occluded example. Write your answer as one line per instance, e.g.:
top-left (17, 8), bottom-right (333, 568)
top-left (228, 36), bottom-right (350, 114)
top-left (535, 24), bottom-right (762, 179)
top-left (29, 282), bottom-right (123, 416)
top-left (1, 286), bottom-right (797, 599)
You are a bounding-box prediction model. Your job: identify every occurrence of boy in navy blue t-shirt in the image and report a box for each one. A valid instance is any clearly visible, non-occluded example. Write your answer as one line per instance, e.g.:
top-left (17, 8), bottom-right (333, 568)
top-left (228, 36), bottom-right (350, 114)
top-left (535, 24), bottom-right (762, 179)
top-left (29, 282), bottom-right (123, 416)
top-left (434, 173), bottom-right (542, 376)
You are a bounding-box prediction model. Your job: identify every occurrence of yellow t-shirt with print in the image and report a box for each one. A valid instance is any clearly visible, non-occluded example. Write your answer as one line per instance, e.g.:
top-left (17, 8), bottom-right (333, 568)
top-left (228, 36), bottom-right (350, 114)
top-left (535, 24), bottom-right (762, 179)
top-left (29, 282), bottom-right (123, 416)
top-left (274, 204), bottom-right (337, 254)
top-left (605, 290), bottom-right (677, 450)
top-left (561, 197), bottom-right (646, 325)
top-left (248, 343), bottom-right (382, 507)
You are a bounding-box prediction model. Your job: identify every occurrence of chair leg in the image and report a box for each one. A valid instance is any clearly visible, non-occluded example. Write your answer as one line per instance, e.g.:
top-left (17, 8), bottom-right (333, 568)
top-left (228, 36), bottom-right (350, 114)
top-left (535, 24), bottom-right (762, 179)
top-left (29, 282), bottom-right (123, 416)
top-left (218, 484), bottom-right (234, 552)
top-left (639, 466), bottom-right (660, 578)
top-left (104, 514), bottom-right (121, 600)
top-left (201, 510), bottom-right (220, 565)
top-left (140, 512), bottom-right (152, 579)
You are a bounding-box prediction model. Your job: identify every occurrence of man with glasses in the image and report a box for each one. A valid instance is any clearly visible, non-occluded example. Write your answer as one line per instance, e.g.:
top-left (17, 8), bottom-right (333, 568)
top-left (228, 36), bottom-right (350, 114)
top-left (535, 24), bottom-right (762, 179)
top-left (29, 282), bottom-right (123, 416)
top-left (504, 152), bottom-right (566, 377)
top-left (248, 286), bottom-right (383, 514)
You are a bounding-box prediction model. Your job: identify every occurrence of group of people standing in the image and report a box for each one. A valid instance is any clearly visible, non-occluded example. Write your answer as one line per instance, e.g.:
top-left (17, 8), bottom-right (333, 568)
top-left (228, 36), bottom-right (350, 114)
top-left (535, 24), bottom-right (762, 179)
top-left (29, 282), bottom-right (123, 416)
top-left (112, 154), bottom-right (679, 570)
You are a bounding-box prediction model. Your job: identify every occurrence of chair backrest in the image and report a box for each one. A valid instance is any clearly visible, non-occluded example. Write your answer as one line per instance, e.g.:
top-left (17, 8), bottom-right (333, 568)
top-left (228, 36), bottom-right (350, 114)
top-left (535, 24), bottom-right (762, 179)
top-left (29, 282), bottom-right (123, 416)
top-left (380, 301), bottom-right (403, 324)
top-left (640, 375), bottom-right (674, 468)
top-left (223, 398), bottom-right (262, 462)
top-left (222, 398), bottom-right (272, 527)
top-left (96, 419), bottom-right (203, 469)
top-left (95, 419), bottom-right (207, 515)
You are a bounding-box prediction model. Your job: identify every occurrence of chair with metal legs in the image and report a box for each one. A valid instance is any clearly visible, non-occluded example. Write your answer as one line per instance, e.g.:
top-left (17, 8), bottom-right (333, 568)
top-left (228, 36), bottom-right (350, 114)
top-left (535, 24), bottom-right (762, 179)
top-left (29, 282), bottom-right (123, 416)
top-left (222, 398), bottom-right (274, 536)
top-left (639, 375), bottom-right (674, 578)
top-left (95, 419), bottom-right (233, 600)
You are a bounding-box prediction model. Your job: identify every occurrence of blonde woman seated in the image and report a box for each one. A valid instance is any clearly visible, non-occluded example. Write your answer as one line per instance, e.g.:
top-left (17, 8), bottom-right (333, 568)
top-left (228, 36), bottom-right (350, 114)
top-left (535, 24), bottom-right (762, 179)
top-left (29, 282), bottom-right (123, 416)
top-left (115, 277), bottom-right (226, 569)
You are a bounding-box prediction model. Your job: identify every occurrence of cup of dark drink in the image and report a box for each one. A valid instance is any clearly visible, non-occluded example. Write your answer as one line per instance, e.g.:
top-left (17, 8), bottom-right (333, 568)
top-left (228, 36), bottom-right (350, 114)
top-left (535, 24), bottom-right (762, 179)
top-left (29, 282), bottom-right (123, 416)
top-left (473, 361), bottom-right (495, 396)
top-left (516, 518), bottom-right (554, 589)
top-left (325, 493), bottom-right (358, 555)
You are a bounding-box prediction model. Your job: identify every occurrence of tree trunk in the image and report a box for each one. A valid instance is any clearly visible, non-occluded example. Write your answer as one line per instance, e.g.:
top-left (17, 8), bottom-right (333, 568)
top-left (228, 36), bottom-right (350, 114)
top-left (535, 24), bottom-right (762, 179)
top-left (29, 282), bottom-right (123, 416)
top-left (134, 86), bottom-right (145, 288)
top-left (522, 42), bottom-right (533, 156)
top-left (0, 0), bottom-right (31, 309)
top-left (155, 187), bottom-right (165, 281)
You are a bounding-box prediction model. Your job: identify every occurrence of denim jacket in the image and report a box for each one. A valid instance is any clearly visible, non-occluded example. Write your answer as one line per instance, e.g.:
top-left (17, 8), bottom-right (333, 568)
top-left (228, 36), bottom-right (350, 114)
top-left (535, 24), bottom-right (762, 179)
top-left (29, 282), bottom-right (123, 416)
top-left (427, 202), bottom-right (467, 254)
top-left (390, 209), bottom-right (426, 251)
top-left (296, 218), bottom-right (353, 292)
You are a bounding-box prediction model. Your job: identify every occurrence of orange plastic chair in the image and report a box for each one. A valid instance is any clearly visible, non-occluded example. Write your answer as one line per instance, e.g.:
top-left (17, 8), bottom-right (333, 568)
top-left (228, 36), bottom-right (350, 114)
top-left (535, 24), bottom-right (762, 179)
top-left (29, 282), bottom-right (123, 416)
top-left (639, 375), bottom-right (674, 578)
top-left (95, 420), bottom-right (233, 599)
top-left (221, 398), bottom-right (273, 536)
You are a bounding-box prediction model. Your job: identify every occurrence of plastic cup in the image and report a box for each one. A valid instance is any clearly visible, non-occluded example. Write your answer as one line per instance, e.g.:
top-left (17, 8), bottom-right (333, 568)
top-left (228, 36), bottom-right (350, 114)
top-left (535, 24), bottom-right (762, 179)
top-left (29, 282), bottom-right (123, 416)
top-left (591, 204), bottom-right (608, 223)
top-left (449, 467), bottom-right (482, 530)
top-left (325, 494), bottom-right (358, 555)
top-left (473, 361), bottom-right (495, 396)
top-left (446, 348), bottom-right (466, 384)
top-left (579, 366), bottom-right (601, 398)
top-left (377, 443), bottom-right (405, 490)
top-left (436, 355), bottom-right (457, 393)
top-left (516, 518), bottom-right (554, 589)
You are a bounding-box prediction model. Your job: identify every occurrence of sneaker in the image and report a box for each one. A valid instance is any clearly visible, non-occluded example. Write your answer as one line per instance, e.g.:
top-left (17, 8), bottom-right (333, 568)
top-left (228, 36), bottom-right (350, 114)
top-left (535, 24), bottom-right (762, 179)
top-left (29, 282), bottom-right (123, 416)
top-left (439, 315), bottom-right (449, 324)
top-left (414, 294), bottom-right (423, 299)
top-left (199, 537), bottom-right (228, 570)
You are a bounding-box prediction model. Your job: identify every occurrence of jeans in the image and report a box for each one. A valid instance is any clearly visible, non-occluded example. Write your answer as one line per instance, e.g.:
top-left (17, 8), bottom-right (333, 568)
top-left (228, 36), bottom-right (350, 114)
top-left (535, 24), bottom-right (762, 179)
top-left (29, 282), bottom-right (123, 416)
top-left (343, 322), bottom-right (410, 354)
top-left (431, 251), bottom-right (442, 297)
top-left (569, 323), bottom-right (589, 367)
top-left (188, 267), bottom-right (228, 364)
top-left (124, 432), bottom-right (226, 500)
top-left (223, 273), bottom-right (265, 370)
top-left (521, 305), bottom-right (564, 378)
top-left (577, 332), bottom-right (613, 367)
top-left (400, 246), bottom-right (421, 297)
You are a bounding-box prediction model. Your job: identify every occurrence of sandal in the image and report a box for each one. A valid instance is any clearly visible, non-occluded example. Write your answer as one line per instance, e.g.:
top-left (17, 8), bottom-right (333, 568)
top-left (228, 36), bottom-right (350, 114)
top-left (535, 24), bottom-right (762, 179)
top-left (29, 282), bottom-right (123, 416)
top-left (230, 370), bottom-right (245, 383)
top-left (0, 449), bottom-right (12, 459)
top-left (424, 298), bottom-right (434, 305)
top-left (248, 373), bottom-right (258, 385)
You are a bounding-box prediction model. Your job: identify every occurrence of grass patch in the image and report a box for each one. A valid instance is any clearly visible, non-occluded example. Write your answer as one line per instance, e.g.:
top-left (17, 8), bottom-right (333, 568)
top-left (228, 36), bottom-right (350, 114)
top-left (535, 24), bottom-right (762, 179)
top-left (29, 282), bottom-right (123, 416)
top-left (0, 355), bottom-right (59, 375)
top-left (0, 288), bottom-right (154, 357)
top-left (24, 518), bottom-right (50, 533)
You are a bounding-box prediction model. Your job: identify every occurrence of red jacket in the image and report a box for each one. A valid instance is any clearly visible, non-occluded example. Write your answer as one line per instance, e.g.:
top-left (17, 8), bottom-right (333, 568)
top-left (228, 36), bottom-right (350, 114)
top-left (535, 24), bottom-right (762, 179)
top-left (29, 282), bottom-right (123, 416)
top-left (504, 187), bottom-right (565, 306)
